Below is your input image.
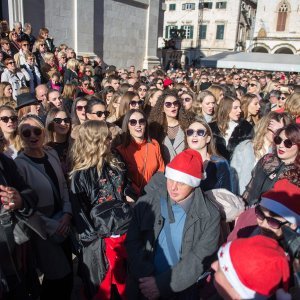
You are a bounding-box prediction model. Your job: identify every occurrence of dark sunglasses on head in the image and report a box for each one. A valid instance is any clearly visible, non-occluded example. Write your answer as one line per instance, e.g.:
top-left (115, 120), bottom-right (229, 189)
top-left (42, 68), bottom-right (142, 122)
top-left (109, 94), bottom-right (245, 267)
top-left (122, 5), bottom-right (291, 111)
top-left (53, 117), bottom-right (71, 124)
top-left (255, 206), bottom-right (288, 229)
top-left (76, 105), bottom-right (87, 111)
top-left (182, 97), bottom-right (192, 102)
top-left (249, 83), bottom-right (257, 87)
top-left (274, 136), bottom-right (295, 148)
top-left (21, 127), bottom-right (42, 138)
top-left (91, 111), bottom-right (110, 118)
top-left (164, 100), bottom-right (180, 108)
top-left (128, 118), bottom-right (146, 126)
top-left (130, 100), bottom-right (144, 107)
top-left (186, 129), bottom-right (206, 137)
top-left (0, 116), bottom-right (18, 123)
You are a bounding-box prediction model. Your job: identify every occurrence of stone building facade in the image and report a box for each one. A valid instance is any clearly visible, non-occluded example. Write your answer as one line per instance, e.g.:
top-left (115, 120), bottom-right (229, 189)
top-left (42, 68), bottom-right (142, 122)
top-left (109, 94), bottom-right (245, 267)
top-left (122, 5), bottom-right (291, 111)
top-left (246, 0), bottom-right (300, 54)
top-left (1, 0), bottom-right (162, 69)
top-left (163, 0), bottom-right (257, 67)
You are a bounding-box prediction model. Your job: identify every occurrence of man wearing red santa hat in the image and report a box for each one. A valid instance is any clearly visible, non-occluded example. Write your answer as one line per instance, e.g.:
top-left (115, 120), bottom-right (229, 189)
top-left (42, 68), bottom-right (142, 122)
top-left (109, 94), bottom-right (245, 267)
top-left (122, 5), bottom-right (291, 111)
top-left (212, 235), bottom-right (291, 299)
top-left (126, 149), bottom-right (220, 299)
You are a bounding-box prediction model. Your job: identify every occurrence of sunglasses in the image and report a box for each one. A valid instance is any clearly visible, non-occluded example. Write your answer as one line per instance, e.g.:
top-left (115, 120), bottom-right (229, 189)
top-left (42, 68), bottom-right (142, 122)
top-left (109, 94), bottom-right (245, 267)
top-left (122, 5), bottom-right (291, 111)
top-left (128, 118), bottom-right (146, 126)
top-left (21, 127), bottom-right (42, 138)
top-left (0, 116), bottom-right (18, 123)
top-left (138, 88), bottom-right (147, 92)
top-left (249, 83), bottom-right (257, 87)
top-left (186, 129), bottom-right (206, 137)
top-left (182, 97), bottom-right (192, 102)
top-left (279, 97), bottom-right (286, 100)
top-left (274, 136), bottom-right (295, 148)
top-left (90, 111), bottom-right (110, 118)
top-left (164, 100), bottom-right (180, 108)
top-left (130, 100), bottom-right (144, 107)
top-left (255, 206), bottom-right (288, 229)
top-left (76, 105), bottom-right (87, 111)
top-left (53, 117), bottom-right (71, 124)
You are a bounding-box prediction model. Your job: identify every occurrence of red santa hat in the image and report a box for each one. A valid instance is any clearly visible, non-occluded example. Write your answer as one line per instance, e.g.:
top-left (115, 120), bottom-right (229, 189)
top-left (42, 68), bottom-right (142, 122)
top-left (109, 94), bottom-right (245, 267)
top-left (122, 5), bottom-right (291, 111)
top-left (165, 149), bottom-right (204, 187)
top-left (260, 179), bottom-right (300, 226)
top-left (218, 236), bottom-right (290, 299)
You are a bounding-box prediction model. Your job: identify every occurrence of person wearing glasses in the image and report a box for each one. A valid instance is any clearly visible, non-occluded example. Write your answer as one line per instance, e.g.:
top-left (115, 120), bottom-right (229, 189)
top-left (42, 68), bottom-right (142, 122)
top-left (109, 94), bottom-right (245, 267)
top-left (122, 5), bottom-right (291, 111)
top-left (186, 117), bottom-right (232, 192)
top-left (78, 75), bottom-right (94, 96)
top-left (152, 77), bottom-right (164, 91)
top-left (45, 108), bottom-right (71, 175)
top-left (243, 123), bottom-right (300, 205)
top-left (117, 109), bottom-right (164, 200)
top-left (247, 80), bottom-right (262, 100)
top-left (0, 105), bottom-right (21, 159)
top-left (0, 37), bottom-right (13, 60)
top-left (70, 97), bottom-right (87, 139)
top-left (149, 90), bottom-right (190, 164)
top-left (275, 92), bottom-right (290, 113)
top-left (33, 39), bottom-right (47, 69)
top-left (1, 58), bottom-right (27, 100)
top-left (180, 90), bottom-right (195, 113)
top-left (86, 98), bottom-right (109, 121)
top-left (136, 83), bottom-right (148, 101)
top-left (14, 38), bottom-right (31, 68)
top-left (15, 114), bottom-right (73, 300)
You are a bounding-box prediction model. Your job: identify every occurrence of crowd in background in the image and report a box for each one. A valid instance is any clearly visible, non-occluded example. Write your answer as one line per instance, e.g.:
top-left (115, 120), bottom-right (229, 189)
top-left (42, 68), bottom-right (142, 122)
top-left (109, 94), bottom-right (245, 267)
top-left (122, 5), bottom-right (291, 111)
top-left (0, 19), bottom-right (300, 300)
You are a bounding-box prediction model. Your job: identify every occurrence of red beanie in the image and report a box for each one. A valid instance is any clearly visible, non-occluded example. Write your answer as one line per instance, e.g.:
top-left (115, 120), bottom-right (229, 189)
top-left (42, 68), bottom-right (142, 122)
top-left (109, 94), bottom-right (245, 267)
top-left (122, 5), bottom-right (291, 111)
top-left (165, 149), bottom-right (204, 187)
top-left (163, 78), bottom-right (173, 88)
top-left (260, 179), bottom-right (300, 225)
top-left (218, 236), bottom-right (290, 298)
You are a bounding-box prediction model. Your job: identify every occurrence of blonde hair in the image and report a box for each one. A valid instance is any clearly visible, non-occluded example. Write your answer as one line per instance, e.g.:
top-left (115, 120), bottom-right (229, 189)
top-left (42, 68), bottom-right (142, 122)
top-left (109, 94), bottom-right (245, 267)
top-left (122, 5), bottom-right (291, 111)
top-left (207, 85), bottom-right (224, 104)
top-left (69, 120), bottom-right (123, 177)
top-left (44, 52), bottom-right (55, 63)
top-left (66, 58), bottom-right (79, 70)
top-left (285, 92), bottom-right (300, 119)
top-left (193, 90), bottom-right (216, 116)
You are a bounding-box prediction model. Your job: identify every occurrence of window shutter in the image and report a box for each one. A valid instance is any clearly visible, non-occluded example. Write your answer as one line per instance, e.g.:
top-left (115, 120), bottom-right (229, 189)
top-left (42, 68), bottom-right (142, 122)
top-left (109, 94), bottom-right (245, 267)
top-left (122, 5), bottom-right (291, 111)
top-left (190, 26), bottom-right (194, 39)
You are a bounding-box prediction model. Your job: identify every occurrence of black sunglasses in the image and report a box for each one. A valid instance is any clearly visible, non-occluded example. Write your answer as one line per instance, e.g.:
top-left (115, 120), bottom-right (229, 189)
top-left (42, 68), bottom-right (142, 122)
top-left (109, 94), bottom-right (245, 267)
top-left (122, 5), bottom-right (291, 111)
top-left (21, 127), bottom-right (42, 138)
top-left (182, 97), bottom-right (192, 102)
top-left (128, 118), bottom-right (146, 126)
top-left (91, 111), bottom-right (110, 118)
top-left (255, 206), bottom-right (289, 229)
top-left (274, 136), bottom-right (295, 149)
top-left (76, 105), bottom-right (87, 111)
top-left (186, 129), bottom-right (206, 137)
top-left (130, 100), bottom-right (144, 107)
top-left (53, 117), bottom-right (71, 124)
top-left (279, 97), bottom-right (286, 100)
top-left (164, 100), bottom-right (180, 108)
top-left (0, 116), bottom-right (18, 123)
top-left (249, 83), bottom-right (257, 87)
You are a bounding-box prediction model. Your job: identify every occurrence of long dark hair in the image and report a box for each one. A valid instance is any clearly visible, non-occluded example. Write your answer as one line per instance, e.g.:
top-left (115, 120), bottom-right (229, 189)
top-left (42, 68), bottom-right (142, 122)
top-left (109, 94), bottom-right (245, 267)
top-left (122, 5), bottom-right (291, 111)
top-left (121, 109), bottom-right (150, 147)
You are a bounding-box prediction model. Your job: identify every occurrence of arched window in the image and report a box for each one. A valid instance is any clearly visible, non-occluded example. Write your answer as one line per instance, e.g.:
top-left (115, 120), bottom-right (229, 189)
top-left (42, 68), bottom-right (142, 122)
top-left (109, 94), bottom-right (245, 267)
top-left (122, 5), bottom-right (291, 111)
top-left (276, 2), bottom-right (289, 31)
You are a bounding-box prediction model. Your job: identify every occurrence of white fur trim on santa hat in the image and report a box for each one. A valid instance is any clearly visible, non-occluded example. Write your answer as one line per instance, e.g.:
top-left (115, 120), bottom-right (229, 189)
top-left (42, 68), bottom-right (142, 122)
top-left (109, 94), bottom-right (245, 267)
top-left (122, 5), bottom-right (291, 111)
top-left (218, 242), bottom-right (258, 299)
top-left (260, 197), bottom-right (300, 226)
top-left (165, 166), bottom-right (201, 187)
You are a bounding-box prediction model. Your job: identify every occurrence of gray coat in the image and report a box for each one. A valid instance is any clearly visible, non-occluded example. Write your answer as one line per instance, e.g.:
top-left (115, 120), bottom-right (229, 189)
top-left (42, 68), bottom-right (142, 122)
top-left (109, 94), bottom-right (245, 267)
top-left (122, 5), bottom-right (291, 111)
top-left (126, 172), bottom-right (220, 299)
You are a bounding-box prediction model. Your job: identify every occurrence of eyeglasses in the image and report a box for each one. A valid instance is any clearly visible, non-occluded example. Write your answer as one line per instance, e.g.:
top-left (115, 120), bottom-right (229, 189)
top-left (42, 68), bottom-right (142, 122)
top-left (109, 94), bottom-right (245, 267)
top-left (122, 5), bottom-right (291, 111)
top-left (90, 111), bottom-right (110, 118)
top-left (6, 61), bottom-right (15, 65)
top-left (128, 118), bottom-right (146, 126)
top-left (76, 105), bottom-right (87, 111)
top-left (22, 43), bottom-right (29, 47)
top-left (182, 97), bottom-right (192, 102)
top-left (130, 100), bottom-right (144, 107)
top-left (40, 44), bottom-right (46, 47)
top-left (21, 127), bottom-right (42, 138)
top-left (138, 88), bottom-right (147, 92)
top-left (279, 97), bottom-right (286, 100)
top-left (186, 129), bottom-right (206, 137)
top-left (0, 116), bottom-right (18, 123)
top-left (274, 136), bottom-right (295, 148)
top-left (164, 100), bottom-right (180, 108)
top-left (53, 117), bottom-right (71, 124)
top-left (255, 206), bottom-right (289, 229)
top-left (249, 83), bottom-right (257, 87)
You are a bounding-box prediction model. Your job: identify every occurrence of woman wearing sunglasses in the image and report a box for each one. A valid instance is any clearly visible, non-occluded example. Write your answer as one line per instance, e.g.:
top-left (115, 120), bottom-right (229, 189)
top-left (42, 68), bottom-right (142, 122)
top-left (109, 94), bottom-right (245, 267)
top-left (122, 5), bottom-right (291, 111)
top-left (0, 105), bottom-right (21, 159)
top-left (69, 120), bottom-right (132, 300)
top-left (117, 109), bottom-right (165, 199)
top-left (180, 90), bottom-right (195, 112)
top-left (275, 92), bottom-right (290, 113)
top-left (210, 95), bottom-right (253, 162)
top-left (45, 108), bottom-right (71, 175)
top-left (86, 98), bottom-right (110, 121)
top-left (186, 117), bottom-right (232, 191)
top-left (15, 114), bottom-right (73, 300)
top-left (149, 90), bottom-right (190, 163)
top-left (243, 123), bottom-right (300, 205)
top-left (70, 96), bottom-right (87, 138)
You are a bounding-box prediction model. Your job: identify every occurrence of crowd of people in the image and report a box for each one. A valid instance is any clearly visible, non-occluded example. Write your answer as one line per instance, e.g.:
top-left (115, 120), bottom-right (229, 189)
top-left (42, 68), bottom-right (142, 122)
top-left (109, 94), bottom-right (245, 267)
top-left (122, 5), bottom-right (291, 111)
top-left (0, 19), bottom-right (300, 300)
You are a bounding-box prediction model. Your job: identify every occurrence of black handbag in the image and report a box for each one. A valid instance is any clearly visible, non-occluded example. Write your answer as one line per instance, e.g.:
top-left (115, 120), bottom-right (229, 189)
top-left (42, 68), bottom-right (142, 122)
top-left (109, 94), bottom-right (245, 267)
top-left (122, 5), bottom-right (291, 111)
top-left (90, 200), bottom-right (132, 237)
